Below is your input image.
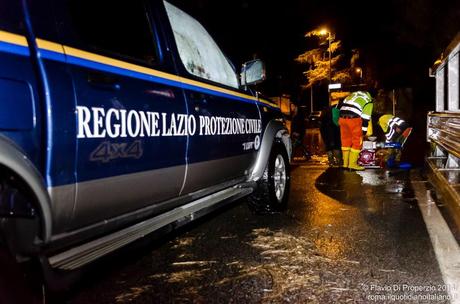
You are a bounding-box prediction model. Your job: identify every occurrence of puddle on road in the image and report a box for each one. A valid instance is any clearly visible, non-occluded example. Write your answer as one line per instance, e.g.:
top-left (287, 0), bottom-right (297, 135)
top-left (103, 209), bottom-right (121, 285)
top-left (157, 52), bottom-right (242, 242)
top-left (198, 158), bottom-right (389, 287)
top-left (314, 166), bottom-right (420, 213)
top-left (357, 171), bottom-right (387, 186)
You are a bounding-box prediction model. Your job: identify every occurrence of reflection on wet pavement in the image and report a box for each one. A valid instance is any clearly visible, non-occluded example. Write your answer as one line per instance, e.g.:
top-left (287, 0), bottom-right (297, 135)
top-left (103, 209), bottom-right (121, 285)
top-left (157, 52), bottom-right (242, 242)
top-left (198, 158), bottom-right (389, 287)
top-left (70, 162), bottom-right (449, 303)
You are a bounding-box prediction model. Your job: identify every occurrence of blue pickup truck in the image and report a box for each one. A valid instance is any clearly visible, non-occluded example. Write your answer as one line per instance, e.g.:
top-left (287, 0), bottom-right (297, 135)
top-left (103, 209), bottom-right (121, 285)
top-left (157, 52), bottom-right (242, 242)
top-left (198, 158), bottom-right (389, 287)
top-left (0, 0), bottom-right (291, 295)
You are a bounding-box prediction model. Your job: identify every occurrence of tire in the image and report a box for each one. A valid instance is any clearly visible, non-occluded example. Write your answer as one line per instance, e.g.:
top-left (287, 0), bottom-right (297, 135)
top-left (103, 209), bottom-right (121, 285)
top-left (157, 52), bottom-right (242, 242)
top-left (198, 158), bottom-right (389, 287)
top-left (248, 142), bottom-right (290, 212)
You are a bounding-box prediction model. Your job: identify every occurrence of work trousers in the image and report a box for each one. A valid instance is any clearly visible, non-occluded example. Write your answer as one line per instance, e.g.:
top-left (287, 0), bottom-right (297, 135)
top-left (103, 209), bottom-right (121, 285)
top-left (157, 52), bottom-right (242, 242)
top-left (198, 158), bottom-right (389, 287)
top-left (339, 117), bottom-right (363, 151)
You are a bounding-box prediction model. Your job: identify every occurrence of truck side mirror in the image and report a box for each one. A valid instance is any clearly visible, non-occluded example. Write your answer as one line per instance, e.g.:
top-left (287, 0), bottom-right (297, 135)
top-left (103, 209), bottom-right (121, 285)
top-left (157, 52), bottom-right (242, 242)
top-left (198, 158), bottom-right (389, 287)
top-left (240, 59), bottom-right (266, 87)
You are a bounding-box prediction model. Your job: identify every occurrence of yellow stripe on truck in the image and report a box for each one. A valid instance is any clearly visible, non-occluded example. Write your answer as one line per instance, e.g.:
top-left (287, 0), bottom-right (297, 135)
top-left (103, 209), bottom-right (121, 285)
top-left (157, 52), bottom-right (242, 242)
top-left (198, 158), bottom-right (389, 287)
top-left (0, 30), bottom-right (28, 47)
top-left (0, 31), bottom-right (279, 109)
top-left (63, 45), bottom-right (183, 84)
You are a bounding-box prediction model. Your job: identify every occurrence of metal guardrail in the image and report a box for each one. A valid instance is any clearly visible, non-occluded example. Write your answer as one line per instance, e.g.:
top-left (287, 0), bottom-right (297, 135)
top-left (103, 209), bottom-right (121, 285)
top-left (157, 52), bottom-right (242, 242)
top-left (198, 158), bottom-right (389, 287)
top-left (426, 111), bottom-right (460, 231)
top-left (427, 111), bottom-right (460, 161)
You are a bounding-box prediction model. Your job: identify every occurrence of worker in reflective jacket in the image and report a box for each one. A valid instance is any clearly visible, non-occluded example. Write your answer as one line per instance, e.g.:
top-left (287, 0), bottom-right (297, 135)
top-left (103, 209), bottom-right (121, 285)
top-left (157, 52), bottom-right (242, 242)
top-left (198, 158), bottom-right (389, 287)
top-left (339, 91), bottom-right (374, 170)
top-left (378, 114), bottom-right (412, 145)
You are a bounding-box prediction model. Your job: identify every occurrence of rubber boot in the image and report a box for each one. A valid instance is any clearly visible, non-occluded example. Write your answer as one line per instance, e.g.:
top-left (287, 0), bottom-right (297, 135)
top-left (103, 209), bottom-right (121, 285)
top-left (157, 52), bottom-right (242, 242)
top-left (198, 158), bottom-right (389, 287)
top-left (341, 149), bottom-right (350, 168)
top-left (327, 151), bottom-right (335, 166)
top-left (348, 149), bottom-right (364, 171)
top-left (332, 149), bottom-right (342, 167)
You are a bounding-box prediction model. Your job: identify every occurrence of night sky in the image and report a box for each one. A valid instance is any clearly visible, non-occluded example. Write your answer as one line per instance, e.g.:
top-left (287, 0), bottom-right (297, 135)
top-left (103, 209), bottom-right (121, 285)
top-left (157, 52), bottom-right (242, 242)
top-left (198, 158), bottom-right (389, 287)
top-left (169, 0), bottom-right (460, 106)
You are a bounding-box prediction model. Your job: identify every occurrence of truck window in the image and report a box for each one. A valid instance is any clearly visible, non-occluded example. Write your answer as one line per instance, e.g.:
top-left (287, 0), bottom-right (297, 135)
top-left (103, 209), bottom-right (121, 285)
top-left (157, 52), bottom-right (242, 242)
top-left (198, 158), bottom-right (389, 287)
top-left (66, 0), bottom-right (157, 66)
top-left (164, 1), bottom-right (239, 89)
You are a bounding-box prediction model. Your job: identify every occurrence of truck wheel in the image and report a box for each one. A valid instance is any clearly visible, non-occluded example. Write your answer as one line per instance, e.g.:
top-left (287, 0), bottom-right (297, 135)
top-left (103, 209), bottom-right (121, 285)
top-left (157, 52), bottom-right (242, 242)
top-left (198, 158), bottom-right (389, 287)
top-left (248, 143), bottom-right (290, 212)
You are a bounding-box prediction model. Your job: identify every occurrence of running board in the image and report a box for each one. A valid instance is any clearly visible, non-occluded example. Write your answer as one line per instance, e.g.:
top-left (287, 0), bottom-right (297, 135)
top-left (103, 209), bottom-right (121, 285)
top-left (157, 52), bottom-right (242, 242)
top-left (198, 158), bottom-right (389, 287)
top-left (48, 186), bottom-right (252, 270)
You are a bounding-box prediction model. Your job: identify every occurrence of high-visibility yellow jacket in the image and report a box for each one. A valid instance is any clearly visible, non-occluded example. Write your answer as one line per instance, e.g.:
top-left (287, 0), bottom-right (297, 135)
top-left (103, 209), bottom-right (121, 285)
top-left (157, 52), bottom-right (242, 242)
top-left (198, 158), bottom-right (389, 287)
top-left (378, 114), bottom-right (394, 133)
top-left (340, 91), bottom-right (373, 135)
top-left (378, 114), bottom-right (409, 142)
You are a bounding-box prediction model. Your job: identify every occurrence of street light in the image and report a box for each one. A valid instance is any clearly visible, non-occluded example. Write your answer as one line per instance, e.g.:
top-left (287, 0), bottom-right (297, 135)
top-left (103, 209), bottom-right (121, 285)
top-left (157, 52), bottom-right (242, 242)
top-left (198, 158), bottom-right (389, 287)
top-left (355, 67), bottom-right (363, 82)
top-left (319, 28), bottom-right (333, 105)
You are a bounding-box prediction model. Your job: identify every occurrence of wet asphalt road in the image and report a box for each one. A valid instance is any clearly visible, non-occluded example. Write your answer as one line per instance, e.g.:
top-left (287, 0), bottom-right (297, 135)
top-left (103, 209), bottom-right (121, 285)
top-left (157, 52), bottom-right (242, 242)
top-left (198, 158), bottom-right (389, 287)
top-left (68, 159), bottom-right (449, 303)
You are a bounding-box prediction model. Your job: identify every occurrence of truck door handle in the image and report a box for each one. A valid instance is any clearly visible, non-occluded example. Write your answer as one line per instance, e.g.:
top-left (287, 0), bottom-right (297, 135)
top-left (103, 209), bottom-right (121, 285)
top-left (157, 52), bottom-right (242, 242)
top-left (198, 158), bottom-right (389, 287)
top-left (87, 73), bottom-right (121, 91)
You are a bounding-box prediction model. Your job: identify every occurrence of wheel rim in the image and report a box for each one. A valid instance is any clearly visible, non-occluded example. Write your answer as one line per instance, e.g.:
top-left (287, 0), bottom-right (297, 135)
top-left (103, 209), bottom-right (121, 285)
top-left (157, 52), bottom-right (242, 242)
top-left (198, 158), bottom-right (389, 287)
top-left (274, 154), bottom-right (286, 202)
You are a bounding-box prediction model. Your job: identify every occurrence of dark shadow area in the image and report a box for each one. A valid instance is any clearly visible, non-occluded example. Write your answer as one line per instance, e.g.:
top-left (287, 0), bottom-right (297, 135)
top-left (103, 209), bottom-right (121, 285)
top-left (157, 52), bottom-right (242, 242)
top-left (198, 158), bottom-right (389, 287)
top-left (315, 167), bottom-right (363, 205)
top-left (315, 167), bottom-right (420, 207)
top-left (0, 248), bottom-right (44, 304)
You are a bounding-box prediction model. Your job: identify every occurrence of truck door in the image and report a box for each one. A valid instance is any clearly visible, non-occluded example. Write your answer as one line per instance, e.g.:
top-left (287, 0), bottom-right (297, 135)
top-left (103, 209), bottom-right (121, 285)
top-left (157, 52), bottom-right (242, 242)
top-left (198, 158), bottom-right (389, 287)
top-left (53, 0), bottom-right (188, 230)
top-left (163, 1), bottom-right (261, 194)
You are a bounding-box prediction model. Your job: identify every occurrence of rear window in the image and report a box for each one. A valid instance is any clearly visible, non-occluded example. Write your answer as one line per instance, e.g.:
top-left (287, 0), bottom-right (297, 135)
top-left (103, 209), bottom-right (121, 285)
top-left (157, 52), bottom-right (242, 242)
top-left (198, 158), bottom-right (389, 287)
top-left (164, 1), bottom-right (239, 89)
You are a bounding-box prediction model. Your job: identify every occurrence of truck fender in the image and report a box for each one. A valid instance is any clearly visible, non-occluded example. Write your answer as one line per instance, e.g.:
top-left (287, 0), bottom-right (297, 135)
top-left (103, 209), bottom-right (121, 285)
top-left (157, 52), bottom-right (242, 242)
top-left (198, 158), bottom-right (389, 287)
top-left (0, 137), bottom-right (52, 243)
top-left (249, 119), bottom-right (291, 182)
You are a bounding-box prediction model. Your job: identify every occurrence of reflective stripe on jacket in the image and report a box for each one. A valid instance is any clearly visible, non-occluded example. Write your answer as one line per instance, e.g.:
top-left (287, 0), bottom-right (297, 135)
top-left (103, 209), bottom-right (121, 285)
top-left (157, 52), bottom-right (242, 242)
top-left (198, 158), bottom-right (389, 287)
top-left (340, 91), bottom-right (373, 133)
top-left (379, 115), bottom-right (406, 141)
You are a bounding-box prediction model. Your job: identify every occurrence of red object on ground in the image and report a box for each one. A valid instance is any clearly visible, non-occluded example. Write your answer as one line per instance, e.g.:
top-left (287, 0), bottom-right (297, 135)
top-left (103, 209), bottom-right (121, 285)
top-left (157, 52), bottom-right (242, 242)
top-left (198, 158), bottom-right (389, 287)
top-left (358, 149), bottom-right (378, 167)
